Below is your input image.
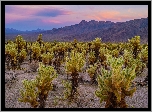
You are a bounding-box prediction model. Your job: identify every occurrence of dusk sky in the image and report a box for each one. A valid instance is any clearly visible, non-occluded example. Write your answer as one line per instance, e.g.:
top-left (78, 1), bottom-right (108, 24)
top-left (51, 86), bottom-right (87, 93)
top-left (5, 5), bottom-right (148, 31)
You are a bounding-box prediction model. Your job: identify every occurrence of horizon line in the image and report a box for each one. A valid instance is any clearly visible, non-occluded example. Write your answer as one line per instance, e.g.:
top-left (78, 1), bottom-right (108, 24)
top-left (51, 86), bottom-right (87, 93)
top-left (5, 17), bottom-right (148, 32)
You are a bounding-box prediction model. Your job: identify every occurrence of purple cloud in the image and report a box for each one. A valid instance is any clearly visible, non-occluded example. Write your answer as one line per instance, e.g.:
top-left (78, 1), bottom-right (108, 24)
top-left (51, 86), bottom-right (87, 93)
top-left (35, 9), bottom-right (73, 17)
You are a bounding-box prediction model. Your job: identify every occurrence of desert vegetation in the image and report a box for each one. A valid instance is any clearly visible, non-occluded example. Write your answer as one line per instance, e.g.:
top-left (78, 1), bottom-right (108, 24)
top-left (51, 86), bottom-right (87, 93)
top-left (5, 35), bottom-right (148, 108)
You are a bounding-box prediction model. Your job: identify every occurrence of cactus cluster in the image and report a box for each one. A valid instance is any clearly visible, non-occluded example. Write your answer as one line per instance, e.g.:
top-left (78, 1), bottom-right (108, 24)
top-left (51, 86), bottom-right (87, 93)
top-left (95, 55), bottom-right (136, 108)
top-left (18, 63), bottom-right (58, 108)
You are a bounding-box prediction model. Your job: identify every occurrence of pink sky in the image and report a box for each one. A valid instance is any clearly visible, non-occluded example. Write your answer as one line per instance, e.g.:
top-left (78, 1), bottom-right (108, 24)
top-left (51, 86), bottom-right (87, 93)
top-left (5, 5), bottom-right (148, 31)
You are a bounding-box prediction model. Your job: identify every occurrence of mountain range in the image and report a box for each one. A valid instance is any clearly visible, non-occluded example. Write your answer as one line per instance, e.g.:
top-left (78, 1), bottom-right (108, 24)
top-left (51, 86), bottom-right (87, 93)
top-left (5, 28), bottom-right (45, 34)
top-left (5, 17), bottom-right (148, 43)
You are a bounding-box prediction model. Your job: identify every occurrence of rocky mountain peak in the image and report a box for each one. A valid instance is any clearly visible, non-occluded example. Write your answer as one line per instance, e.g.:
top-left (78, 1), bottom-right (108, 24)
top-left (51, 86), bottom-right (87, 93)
top-left (79, 20), bottom-right (87, 24)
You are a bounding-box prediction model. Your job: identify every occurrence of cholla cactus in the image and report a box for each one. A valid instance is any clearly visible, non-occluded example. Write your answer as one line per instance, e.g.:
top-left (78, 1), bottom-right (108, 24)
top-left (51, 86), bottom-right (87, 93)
top-left (18, 49), bottom-right (27, 69)
top-left (37, 34), bottom-right (43, 46)
top-left (123, 50), bottom-right (134, 68)
top-left (65, 50), bottom-right (85, 74)
top-left (128, 36), bottom-right (142, 59)
top-left (31, 42), bottom-right (41, 61)
top-left (19, 62), bottom-right (58, 108)
top-left (41, 53), bottom-right (49, 65)
top-left (90, 37), bottom-right (102, 61)
top-left (62, 80), bottom-right (72, 100)
top-left (65, 50), bottom-right (85, 98)
top-left (87, 63), bottom-right (98, 84)
top-left (18, 79), bottom-right (39, 108)
top-left (140, 45), bottom-right (148, 66)
top-left (99, 47), bottom-right (108, 68)
top-left (95, 55), bottom-right (136, 108)
top-left (5, 42), bottom-right (18, 70)
top-left (88, 51), bottom-right (96, 65)
top-left (123, 50), bottom-right (146, 76)
top-left (15, 35), bottom-right (26, 52)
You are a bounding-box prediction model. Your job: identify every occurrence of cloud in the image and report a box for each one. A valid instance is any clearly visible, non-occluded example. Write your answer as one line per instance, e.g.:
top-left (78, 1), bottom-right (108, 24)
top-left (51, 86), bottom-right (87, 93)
top-left (85, 10), bottom-right (120, 21)
top-left (35, 9), bottom-right (73, 17)
top-left (5, 5), bottom-right (37, 15)
top-left (41, 19), bottom-right (61, 24)
top-left (5, 5), bottom-right (74, 23)
top-left (5, 13), bottom-right (30, 24)
top-left (5, 5), bottom-right (39, 23)
top-left (85, 9), bottom-right (147, 22)
top-left (100, 11), bottom-right (120, 19)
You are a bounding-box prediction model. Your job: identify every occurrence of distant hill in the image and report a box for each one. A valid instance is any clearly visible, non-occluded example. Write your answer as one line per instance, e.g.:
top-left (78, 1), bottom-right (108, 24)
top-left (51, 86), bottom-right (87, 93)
top-left (5, 28), bottom-right (45, 34)
top-left (5, 17), bottom-right (148, 43)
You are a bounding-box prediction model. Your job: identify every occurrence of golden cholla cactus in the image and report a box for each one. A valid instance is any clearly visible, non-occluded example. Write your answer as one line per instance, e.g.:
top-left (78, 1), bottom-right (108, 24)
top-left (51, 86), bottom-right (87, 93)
top-left (5, 42), bottom-right (17, 57)
top-left (48, 52), bottom-right (54, 65)
top-left (17, 49), bottom-right (27, 69)
top-left (95, 55), bottom-right (136, 108)
top-left (87, 63), bottom-right (97, 78)
top-left (19, 49), bottom-right (27, 60)
top-left (134, 58), bottom-right (146, 76)
top-left (13, 36), bottom-right (27, 69)
top-left (82, 42), bottom-right (89, 53)
top-left (99, 47), bottom-right (108, 65)
top-left (36, 63), bottom-right (58, 105)
top-left (31, 42), bottom-right (41, 61)
top-left (65, 50), bottom-right (85, 74)
top-left (15, 35), bottom-right (26, 52)
top-left (44, 42), bottom-right (52, 51)
top-left (41, 53), bottom-right (49, 65)
top-left (87, 63), bottom-right (98, 84)
top-left (140, 45), bottom-right (148, 65)
top-left (88, 51), bottom-right (96, 65)
top-left (65, 50), bottom-right (85, 98)
top-left (19, 63), bottom-right (57, 108)
top-left (5, 42), bottom-right (18, 70)
top-left (18, 79), bottom-right (39, 108)
top-left (128, 36), bottom-right (142, 59)
top-left (37, 34), bottom-right (43, 45)
top-left (40, 44), bottom-right (46, 54)
top-left (111, 49), bottom-right (119, 58)
top-left (91, 37), bottom-right (102, 49)
top-left (41, 52), bottom-right (54, 66)
top-left (62, 80), bottom-right (72, 99)
top-left (90, 37), bottom-right (102, 60)
top-left (123, 50), bottom-right (146, 75)
top-left (123, 50), bottom-right (134, 68)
